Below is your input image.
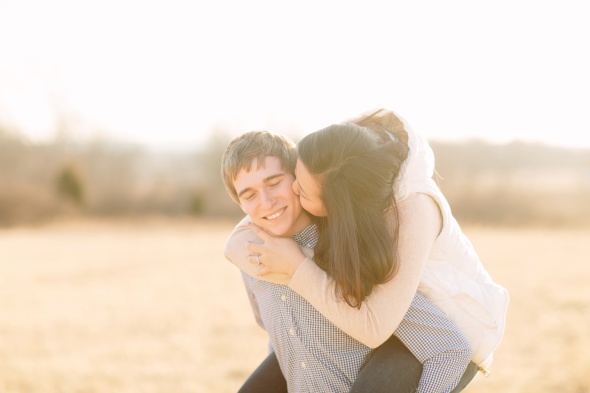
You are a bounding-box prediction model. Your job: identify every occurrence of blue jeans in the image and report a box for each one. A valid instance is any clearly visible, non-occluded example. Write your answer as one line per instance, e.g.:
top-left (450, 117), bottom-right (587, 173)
top-left (239, 334), bottom-right (477, 392)
top-left (238, 351), bottom-right (287, 393)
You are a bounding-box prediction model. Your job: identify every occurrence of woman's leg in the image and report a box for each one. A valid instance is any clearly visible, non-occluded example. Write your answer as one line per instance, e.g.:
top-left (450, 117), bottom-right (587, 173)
top-left (350, 334), bottom-right (478, 393)
top-left (449, 361), bottom-right (478, 393)
top-left (238, 352), bottom-right (288, 393)
top-left (350, 334), bottom-right (422, 393)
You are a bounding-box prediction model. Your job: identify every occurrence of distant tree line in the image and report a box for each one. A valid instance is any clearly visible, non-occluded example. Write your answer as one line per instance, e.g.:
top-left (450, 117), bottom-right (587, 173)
top-left (1, 125), bottom-right (589, 227)
top-left (430, 139), bottom-right (590, 226)
top-left (0, 126), bottom-right (239, 226)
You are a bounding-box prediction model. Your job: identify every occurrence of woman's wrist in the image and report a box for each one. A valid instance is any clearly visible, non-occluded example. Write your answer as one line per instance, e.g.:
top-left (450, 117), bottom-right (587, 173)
top-left (288, 257), bottom-right (321, 291)
top-left (286, 254), bottom-right (307, 278)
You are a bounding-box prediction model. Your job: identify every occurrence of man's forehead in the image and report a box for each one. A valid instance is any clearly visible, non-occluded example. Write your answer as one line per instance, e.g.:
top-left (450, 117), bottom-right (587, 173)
top-left (234, 156), bottom-right (290, 187)
top-left (239, 156), bottom-right (285, 175)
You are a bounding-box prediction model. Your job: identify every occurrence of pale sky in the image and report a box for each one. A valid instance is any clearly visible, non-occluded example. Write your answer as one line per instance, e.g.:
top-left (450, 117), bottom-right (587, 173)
top-left (1, 0), bottom-right (589, 150)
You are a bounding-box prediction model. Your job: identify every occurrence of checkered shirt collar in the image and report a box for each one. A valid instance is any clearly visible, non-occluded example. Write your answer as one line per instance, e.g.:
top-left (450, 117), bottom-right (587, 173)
top-left (291, 224), bottom-right (319, 249)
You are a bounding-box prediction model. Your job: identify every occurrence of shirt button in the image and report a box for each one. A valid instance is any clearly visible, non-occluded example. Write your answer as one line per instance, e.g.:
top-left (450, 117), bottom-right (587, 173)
top-left (301, 362), bottom-right (306, 369)
top-left (280, 295), bottom-right (286, 301)
top-left (289, 328), bottom-right (296, 336)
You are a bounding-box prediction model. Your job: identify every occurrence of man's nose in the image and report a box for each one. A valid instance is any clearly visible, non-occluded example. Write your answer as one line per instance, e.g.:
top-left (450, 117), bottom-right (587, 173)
top-left (259, 190), bottom-right (276, 208)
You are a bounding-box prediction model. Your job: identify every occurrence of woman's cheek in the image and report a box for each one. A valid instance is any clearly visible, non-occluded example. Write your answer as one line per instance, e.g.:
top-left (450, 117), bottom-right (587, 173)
top-left (292, 179), bottom-right (300, 195)
top-left (300, 198), bottom-right (318, 217)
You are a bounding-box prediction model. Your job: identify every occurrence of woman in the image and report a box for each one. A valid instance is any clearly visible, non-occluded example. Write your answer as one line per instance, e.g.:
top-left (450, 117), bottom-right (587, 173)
top-left (228, 109), bottom-right (509, 391)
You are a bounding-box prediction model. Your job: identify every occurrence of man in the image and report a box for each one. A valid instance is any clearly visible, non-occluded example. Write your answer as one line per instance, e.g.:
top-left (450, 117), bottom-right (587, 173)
top-left (221, 130), bottom-right (475, 393)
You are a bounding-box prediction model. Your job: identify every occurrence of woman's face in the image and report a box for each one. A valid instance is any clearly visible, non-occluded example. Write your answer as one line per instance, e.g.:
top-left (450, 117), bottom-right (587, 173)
top-left (292, 159), bottom-right (328, 217)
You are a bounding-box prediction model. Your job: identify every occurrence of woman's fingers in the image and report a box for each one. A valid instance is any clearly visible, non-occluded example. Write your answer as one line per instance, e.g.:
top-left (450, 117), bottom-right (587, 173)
top-left (246, 250), bottom-right (269, 276)
top-left (247, 253), bottom-right (261, 266)
top-left (256, 264), bottom-right (269, 276)
top-left (246, 241), bottom-right (263, 255)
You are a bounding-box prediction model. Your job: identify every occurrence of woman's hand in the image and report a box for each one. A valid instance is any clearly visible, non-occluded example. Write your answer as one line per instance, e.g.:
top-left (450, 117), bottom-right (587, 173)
top-left (246, 223), bottom-right (310, 279)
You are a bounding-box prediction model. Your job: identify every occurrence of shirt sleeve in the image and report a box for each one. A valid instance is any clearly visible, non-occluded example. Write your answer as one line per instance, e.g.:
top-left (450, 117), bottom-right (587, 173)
top-left (241, 272), bottom-right (265, 331)
top-left (241, 273), bottom-right (274, 353)
top-left (395, 292), bottom-right (473, 393)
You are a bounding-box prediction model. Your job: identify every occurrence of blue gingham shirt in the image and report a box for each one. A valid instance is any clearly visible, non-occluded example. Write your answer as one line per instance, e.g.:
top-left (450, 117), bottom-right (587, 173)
top-left (242, 224), bottom-right (472, 392)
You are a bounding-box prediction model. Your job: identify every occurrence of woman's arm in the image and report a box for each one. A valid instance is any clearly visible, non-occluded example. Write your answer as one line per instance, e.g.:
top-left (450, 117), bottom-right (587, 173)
top-left (224, 193), bottom-right (442, 347)
top-left (287, 193), bottom-right (442, 347)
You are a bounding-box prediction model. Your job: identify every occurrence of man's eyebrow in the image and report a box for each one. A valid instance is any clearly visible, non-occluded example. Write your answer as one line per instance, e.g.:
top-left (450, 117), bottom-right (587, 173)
top-left (237, 173), bottom-right (285, 198)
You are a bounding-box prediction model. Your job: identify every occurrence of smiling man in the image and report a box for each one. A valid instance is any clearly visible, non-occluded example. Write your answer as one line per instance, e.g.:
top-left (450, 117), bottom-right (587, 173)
top-left (232, 154), bottom-right (310, 237)
top-left (220, 130), bottom-right (474, 393)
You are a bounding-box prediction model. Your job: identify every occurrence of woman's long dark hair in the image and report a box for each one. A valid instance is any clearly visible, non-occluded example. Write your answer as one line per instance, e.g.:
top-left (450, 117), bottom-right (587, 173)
top-left (297, 109), bottom-right (409, 308)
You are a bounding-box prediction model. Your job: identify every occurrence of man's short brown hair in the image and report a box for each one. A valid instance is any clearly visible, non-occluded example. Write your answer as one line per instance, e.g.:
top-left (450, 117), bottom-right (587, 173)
top-left (221, 130), bottom-right (297, 204)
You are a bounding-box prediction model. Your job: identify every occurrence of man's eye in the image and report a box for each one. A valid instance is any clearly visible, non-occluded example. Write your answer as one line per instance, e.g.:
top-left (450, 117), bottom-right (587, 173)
top-left (243, 193), bottom-right (256, 201)
top-left (268, 181), bottom-right (281, 188)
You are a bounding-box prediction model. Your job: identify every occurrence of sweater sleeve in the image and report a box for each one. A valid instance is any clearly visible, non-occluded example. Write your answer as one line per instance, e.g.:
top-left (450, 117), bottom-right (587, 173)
top-left (287, 193), bottom-right (442, 347)
top-left (224, 215), bottom-right (294, 285)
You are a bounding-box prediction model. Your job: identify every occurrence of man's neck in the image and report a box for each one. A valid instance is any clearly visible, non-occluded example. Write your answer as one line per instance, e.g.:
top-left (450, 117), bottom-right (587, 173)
top-left (282, 212), bottom-right (313, 238)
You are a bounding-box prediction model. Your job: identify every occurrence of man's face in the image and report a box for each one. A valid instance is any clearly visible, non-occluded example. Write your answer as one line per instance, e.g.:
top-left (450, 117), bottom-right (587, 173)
top-left (233, 156), bottom-right (311, 237)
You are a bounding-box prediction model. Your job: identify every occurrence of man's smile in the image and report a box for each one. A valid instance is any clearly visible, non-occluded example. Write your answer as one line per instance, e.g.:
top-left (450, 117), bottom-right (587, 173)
top-left (264, 207), bottom-right (287, 221)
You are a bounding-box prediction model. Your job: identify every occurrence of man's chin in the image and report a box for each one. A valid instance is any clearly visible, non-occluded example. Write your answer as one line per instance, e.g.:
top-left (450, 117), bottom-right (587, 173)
top-left (263, 222), bottom-right (290, 237)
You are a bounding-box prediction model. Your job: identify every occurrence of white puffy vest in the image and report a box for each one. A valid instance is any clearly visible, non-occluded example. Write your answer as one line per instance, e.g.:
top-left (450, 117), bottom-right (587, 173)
top-left (395, 118), bottom-right (510, 374)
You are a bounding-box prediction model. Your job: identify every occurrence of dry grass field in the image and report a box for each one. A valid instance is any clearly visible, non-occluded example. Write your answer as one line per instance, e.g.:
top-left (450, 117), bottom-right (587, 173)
top-left (1, 218), bottom-right (589, 393)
